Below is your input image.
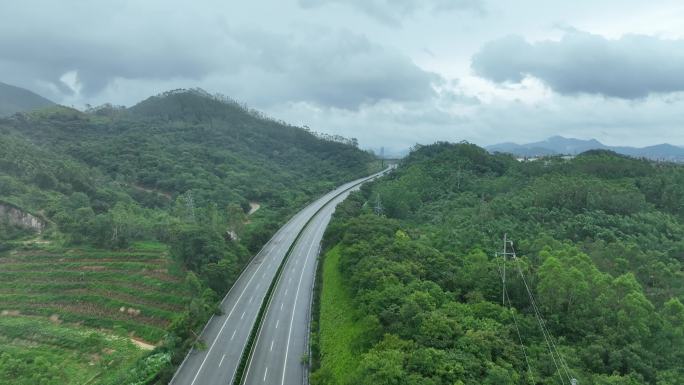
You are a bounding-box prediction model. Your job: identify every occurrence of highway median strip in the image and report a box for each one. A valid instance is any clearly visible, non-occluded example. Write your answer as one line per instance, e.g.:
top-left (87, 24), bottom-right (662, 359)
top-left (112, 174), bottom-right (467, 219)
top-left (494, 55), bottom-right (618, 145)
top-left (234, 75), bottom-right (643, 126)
top-left (232, 170), bottom-right (387, 385)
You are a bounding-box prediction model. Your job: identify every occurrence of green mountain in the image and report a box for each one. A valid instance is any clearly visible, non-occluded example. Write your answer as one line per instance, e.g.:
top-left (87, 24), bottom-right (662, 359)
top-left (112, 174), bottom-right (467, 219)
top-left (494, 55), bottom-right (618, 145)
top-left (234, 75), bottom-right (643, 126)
top-left (313, 143), bottom-right (684, 385)
top-left (0, 88), bottom-right (378, 384)
top-left (1, 88), bottom-right (376, 247)
top-left (488, 135), bottom-right (684, 162)
top-left (0, 81), bottom-right (55, 116)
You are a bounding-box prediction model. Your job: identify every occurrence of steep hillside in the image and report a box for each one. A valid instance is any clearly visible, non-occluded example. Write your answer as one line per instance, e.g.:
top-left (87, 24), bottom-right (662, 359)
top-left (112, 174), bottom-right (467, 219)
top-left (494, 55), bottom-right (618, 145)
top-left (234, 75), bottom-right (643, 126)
top-left (0, 89), bottom-right (378, 384)
top-left (1, 89), bottom-right (376, 248)
top-left (0, 82), bottom-right (55, 117)
top-left (313, 143), bottom-right (684, 385)
top-left (0, 242), bottom-right (184, 384)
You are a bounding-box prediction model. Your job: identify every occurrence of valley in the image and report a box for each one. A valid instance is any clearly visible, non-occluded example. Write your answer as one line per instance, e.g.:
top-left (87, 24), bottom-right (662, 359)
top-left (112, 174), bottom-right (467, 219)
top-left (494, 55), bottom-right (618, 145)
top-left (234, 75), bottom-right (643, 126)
top-left (0, 88), bottom-right (379, 384)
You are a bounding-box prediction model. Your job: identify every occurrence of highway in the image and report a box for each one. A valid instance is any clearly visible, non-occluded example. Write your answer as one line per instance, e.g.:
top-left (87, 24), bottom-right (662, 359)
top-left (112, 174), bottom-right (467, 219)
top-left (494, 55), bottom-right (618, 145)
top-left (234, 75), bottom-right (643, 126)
top-left (241, 184), bottom-right (364, 385)
top-left (169, 169), bottom-right (387, 385)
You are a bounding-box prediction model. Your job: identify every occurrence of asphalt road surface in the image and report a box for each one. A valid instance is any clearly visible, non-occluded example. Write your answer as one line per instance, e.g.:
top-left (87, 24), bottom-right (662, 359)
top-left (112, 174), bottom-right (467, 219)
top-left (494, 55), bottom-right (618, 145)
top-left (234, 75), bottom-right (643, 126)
top-left (170, 169), bottom-right (387, 385)
top-left (241, 183), bottom-right (365, 385)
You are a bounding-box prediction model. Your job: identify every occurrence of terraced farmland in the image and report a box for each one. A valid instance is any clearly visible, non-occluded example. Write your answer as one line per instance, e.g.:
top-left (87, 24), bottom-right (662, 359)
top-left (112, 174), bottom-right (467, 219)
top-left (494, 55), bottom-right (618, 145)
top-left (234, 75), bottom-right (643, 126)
top-left (0, 242), bottom-right (191, 384)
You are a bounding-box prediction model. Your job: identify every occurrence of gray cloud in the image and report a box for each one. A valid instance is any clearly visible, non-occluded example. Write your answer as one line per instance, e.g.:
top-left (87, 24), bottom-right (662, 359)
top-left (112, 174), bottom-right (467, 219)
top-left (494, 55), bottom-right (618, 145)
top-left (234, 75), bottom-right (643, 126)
top-left (0, 21), bottom-right (435, 110)
top-left (269, 92), bottom-right (684, 156)
top-left (2, 0), bottom-right (683, 152)
top-left (226, 28), bottom-right (439, 109)
top-left (472, 31), bottom-right (684, 99)
top-left (299, 0), bottom-right (485, 26)
top-left (0, 35), bottom-right (220, 96)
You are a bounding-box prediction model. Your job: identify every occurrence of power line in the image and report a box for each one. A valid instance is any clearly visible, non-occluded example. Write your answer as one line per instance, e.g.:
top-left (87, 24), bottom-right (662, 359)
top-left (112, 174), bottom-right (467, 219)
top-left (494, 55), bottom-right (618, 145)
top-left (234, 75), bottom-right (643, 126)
top-left (508, 242), bottom-right (574, 383)
top-left (496, 261), bottom-right (535, 384)
top-left (498, 235), bottom-right (577, 385)
top-left (513, 255), bottom-right (567, 385)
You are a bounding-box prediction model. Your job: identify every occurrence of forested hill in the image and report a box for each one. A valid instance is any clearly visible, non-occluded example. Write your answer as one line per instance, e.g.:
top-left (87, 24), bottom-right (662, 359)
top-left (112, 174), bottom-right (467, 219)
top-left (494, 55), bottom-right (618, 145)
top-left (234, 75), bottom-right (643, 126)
top-left (0, 82), bottom-right (55, 117)
top-left (0, 88), bottom-right (377, 383)
top-left (313, 142), bottom-right (684, 385)
top-left (8, 89), bottom-right (371, 203)
top-left (1, 88), bottom-right (376, 247)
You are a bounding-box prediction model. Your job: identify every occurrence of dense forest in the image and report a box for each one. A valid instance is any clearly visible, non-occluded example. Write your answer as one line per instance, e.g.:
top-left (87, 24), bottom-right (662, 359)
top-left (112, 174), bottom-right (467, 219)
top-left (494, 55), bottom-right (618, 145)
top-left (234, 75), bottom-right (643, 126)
top-left (0, 89), bottom-right (377, 384)
top-left (312, 143), bottom-right (684, 385)
top-left (1, 88), bottom-right (376, 248)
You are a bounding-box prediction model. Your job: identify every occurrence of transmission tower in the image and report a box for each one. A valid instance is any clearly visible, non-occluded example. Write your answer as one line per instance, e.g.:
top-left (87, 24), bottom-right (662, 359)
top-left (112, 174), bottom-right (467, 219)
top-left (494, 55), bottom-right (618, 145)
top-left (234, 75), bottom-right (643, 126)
top-left (495, 233), bottom-right (516, 305)
top-left (496, 234), bottom-right (579, 385)
top-left (184, 191), bottom-right (196, 222)
top-left (374, 193), bottom-right (384, 216)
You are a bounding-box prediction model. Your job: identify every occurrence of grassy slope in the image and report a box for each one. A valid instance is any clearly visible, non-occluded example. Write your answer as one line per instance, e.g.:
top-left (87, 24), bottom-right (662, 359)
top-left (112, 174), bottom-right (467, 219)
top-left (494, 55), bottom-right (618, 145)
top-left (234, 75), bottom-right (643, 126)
top-left (0, 91), bottom-right (378, 384)
top-left (0, 241), bottom-right (189, 384)
top-left (0, 242), bottom-right (188, 343)
top-left (317, 246), bottom-right (366, 384)
top-left (0, 316), bottom-right (143, 385)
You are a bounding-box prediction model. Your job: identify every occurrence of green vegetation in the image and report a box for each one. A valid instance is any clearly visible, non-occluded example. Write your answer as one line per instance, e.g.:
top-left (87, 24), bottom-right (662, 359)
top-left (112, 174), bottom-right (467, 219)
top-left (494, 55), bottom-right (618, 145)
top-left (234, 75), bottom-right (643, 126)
top-left (0, 89), bottom-right (377, 384)
top-left (0, 316), bottom-right (145, 385)
top-left (313, 143), bottom-right (684, 385)
top-left (0, 242), bottom-right (186, 384)
top-left (0, 242), bottom-right (187, 342)
top-left (311, 246), bottom-right (370, 384)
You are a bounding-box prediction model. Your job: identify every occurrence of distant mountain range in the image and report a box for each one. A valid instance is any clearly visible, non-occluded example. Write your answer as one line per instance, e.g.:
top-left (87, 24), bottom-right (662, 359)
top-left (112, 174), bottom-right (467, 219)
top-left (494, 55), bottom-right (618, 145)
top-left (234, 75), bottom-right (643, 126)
top-left (487, 136), bottom-right (684, 162)
top-left (0, 82), bottom-right (55, 116)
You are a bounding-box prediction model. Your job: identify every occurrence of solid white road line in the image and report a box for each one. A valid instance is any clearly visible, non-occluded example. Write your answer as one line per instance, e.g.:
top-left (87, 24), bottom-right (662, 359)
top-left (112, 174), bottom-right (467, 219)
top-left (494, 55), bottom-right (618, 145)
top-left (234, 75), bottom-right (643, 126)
top-left (188, 249), bottom-right (270, 385)
top-left (219, 354), bottom-right (226, 368)
top-left (181, 174), bottom-right (381, 385)
top-left (281, 221), bottom-right (325, 385)
top-left (236, 172), bottom-right (384, 383)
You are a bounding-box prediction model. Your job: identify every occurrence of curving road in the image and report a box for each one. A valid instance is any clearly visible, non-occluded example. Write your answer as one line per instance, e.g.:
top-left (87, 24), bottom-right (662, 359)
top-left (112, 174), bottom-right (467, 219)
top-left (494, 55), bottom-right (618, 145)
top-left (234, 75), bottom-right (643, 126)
top-left (241, 182), bottom-right (366, 385)
top-left (169, 169), bottom-right (387, 385)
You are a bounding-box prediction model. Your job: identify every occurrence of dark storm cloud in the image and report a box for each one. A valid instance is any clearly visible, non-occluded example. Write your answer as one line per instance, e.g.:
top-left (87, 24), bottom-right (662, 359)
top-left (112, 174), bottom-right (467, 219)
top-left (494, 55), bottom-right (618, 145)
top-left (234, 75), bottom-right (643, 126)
top-left (0, 18), bottom-right (436, 109)
top-left (299, 0), bottom-right (485, 26)
top-left (472, 31), bottom-right (684, 99)
top-left (0, 34), bottom-right (219, 95)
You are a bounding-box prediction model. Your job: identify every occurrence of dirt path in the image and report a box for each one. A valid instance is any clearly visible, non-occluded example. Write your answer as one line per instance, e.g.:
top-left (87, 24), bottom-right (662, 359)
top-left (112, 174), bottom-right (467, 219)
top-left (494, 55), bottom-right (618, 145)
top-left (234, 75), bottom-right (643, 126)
top-left (248, 202), bottom-right (261, 215)
top-left (130, 337), bottom-right (155, 350)
top-left (132, 184), bottom-right (172, 200)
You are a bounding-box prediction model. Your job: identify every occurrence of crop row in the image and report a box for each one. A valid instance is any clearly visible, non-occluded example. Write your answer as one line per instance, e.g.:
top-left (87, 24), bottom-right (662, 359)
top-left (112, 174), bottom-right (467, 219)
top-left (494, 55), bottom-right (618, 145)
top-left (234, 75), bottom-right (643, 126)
top-left (0, 281), bottom-right (187, 308)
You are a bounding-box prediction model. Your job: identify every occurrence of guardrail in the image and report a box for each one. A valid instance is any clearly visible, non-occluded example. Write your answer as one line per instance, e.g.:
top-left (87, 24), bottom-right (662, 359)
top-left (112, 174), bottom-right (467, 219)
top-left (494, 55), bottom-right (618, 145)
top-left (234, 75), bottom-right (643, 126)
top-left (232, 168), bottom-right (389, 385)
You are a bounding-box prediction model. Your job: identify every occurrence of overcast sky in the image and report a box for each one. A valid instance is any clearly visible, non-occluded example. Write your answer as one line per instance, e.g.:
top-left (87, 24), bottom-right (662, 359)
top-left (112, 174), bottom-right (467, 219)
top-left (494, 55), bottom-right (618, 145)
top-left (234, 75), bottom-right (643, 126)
top-left (2, 0), bottom-right (684, 152)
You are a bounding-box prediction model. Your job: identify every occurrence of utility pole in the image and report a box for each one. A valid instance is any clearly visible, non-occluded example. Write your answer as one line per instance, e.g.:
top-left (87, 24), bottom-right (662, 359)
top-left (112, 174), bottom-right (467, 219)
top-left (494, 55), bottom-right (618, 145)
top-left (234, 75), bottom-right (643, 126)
top-left (380, 147), bottom-right (385, 169)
